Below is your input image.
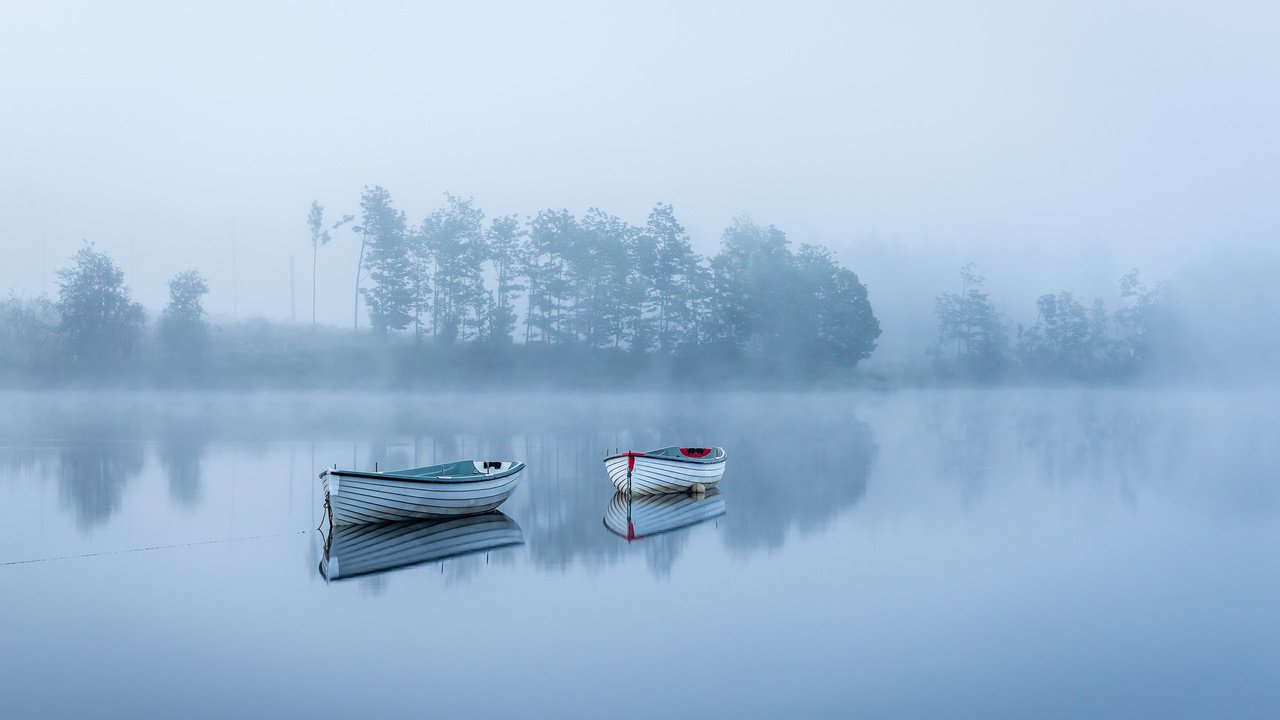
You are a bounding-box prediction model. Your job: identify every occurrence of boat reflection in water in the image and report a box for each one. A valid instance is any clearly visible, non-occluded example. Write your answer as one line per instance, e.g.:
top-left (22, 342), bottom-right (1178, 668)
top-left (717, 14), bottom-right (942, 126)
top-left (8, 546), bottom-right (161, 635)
top-left (319, 512), bottom-right (524, 581)
top-left (603, 489), bottom-right (726, 542)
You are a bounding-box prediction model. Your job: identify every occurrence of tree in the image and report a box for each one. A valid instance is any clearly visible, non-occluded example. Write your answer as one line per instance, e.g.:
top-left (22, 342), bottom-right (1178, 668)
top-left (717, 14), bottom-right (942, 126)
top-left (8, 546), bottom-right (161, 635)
top-left (708, 216), bottom-right (795, 356)
top-left (1114, 269), bottom-right (1175, 375)
top-left (930, 264), bottom-right (1008, 380)
top-left (420, 194), bottom-right (487, 342)
top-left (307, 201), bottom-right (353, 327)
top-left (0, 294), bottom-right (58, 377)
top-left (643, 203), bottom-right (701, 353)
top-left (357, 186), bottom-right (413, 334)
top-left (55, 242), bottom-right (146, 369)
top-left (794, 244), bottom-right (880, 368)
top-left (482, 214), bottom-right (527, 344)
top-left (578, 209), bottom-right (637, 349)
top-left (158, 270), bottom-right (210, 361)
top-left (524, 209), bottom-right (576, 344)
top-left (1017, 291), bottom-right (1093, 377)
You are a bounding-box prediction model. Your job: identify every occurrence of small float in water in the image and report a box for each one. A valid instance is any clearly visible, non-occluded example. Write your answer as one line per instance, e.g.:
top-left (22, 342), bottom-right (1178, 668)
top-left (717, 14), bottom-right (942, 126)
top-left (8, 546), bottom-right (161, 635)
top-left (319, 512), bottom-right (524, 581)
top-left (603, 446), bottom-right (726, 495)
top-left (603, 489), bottom-right (726, 541)
top-left (321, 460), bottom-right (525, 526)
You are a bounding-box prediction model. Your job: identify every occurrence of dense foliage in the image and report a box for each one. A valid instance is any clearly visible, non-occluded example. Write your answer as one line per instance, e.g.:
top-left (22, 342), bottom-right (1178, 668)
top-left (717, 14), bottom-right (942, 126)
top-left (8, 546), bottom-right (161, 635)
top-left (321, 189), bottom-right (882, 373)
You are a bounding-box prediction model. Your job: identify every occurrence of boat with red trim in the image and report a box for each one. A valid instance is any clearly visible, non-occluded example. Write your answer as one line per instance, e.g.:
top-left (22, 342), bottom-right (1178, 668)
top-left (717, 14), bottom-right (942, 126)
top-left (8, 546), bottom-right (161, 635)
top-left (603, 446), bottom-right (726, 495)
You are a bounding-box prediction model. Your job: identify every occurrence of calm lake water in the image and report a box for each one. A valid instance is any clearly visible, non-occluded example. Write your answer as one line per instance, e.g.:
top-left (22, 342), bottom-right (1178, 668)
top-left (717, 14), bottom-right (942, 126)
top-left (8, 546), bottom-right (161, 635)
top-left (1, 389), bottom-right (1277, 718)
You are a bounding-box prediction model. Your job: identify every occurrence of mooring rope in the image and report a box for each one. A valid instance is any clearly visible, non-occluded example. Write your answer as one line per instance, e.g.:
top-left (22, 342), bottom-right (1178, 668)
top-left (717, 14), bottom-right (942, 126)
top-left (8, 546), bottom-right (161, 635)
top-left (0, 530), bottom-right (310, 567)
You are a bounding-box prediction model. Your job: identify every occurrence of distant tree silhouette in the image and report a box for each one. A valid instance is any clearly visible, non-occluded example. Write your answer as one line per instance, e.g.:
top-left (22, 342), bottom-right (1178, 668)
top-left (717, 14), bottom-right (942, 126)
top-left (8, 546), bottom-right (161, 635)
top-left (420, 194), bottom-right (487, 342)
top-left (56, 242), bottom-right (146, 370)
top-left (307, 201), bottom-right (353, 328)
top-left (483, 214), bottom-right (526, 344)
top-left (357, 186), bottom-right (413, 334)
top-left (930, 263), bottom-right (1008, 380)
top-left (158, 270), bottom-right (210, 363)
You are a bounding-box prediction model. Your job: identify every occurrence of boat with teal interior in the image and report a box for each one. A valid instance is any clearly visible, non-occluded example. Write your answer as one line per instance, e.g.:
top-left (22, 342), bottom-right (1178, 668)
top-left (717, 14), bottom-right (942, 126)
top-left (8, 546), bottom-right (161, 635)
top-left (321, 460), bottom-right (525, 526)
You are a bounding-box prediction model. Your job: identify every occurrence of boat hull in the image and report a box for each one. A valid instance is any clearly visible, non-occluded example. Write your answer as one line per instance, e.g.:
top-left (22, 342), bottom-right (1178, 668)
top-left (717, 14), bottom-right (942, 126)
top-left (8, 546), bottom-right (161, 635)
top-left (323, 467), bottom-right (525, 525)
top-left (320, 513), bottom-right (523, 581)
top-left (603, 489), bottom-right (726, 541)
top-left (604, 455), bottom-right (725, 495)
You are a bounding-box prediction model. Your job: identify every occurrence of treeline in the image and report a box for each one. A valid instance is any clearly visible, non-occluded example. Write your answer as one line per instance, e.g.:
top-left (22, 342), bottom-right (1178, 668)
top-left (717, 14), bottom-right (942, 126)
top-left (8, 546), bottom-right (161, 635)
top-left (0, 191), bottom-right (883, 387)
top-left (929, 264), bottom-right (1177, 381)
top-left (0, 189), bottom-right (1181, 388)
top-left (331, 188), bottom-right (881, 369)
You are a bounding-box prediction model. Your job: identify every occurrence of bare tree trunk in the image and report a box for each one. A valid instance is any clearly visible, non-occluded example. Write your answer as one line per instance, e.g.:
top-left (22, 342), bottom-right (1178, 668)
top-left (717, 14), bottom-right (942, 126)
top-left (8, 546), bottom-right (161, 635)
top-left (354, 231), bottom-right (367, 331)
top-left (311, 244), bottom-right (318, 328)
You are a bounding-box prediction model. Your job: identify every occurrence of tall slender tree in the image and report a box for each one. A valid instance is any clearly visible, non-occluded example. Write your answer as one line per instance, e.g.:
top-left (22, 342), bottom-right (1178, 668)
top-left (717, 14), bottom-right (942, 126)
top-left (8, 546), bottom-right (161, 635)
top-left (644, 203), bottom-right (700, 352)
top-left (307, 201), bottom-right (353, 327)
top-left (579, 209), bottom-right (637, 349)
top-left (524, 210), bottom-right (576, 344)
top-left (420, 194), bottom-right (487, 342)
top-left (484, 214), bottom-right (527, 343)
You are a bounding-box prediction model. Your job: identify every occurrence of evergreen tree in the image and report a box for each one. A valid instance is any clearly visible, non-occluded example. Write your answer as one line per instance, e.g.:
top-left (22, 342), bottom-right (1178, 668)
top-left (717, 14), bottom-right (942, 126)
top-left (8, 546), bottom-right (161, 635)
top-left (643, 203), bottom-right (700, 353)
top-left (483, 214), bottom-right (526, 344)
top-left (420, 194), bottom-right (487, 342)
top-left (524, 210), bottom-right (576, 344)
top-left (357, 186), bottom-right (413, 334)
top-left (571, 209), bottom-right (634, 348)
top-left (55, 242), bottom-right (146, 369)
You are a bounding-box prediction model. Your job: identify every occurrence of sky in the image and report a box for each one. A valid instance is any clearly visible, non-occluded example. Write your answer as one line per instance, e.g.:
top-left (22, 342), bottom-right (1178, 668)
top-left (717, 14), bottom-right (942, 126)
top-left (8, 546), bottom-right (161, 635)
top-left (2, 0), bottom-right (1277, 357)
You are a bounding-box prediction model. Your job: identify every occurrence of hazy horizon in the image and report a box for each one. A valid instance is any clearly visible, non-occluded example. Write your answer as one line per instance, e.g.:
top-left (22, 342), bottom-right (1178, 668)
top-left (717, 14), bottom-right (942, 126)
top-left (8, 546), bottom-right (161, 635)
top-left (4, 1), bottom-right (1278, 361)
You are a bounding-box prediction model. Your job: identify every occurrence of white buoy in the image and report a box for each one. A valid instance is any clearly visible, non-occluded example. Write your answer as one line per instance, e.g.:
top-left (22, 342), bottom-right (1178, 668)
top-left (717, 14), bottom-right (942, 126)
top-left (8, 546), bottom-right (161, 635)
top-left (689, 482), bottom-right (706, 494)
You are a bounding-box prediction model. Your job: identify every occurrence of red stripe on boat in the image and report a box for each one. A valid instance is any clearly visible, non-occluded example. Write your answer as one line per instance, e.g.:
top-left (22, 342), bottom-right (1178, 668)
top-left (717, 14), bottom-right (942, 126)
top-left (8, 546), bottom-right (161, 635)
top-left (624, 451), bottom-right (645, 472)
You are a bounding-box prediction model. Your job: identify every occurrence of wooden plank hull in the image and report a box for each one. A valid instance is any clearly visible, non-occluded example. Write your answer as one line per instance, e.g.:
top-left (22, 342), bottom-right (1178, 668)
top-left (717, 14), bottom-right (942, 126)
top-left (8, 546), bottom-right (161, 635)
top-left (320, 513), bottom-right (523, 581)
top-left (603, 489), bottom-right (726, 541)
top-left (323, 467), bottom-right (525, 525)
top-left (604, 455), bottom-right (725, 495)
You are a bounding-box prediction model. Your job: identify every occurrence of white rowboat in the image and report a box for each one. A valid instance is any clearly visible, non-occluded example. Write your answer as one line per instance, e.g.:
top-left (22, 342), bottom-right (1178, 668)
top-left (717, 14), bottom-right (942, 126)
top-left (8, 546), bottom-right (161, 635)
top-left (321, 460), bottom-right (525, 526)
top-left (604, 446), bottom-right (726, 495)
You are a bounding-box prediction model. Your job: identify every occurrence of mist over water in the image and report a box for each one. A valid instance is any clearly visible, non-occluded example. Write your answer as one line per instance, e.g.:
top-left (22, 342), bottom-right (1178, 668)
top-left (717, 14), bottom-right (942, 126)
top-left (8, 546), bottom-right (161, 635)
top-left (3, 1), bottom-right (1280, 716)
top-left (1, 389), bottom-right (1276, 718)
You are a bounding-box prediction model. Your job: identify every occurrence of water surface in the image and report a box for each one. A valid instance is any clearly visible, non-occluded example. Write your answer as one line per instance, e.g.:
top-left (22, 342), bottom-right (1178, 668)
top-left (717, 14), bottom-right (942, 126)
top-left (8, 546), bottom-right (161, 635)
top-left (1, 390), bottom-right (1276, 718)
